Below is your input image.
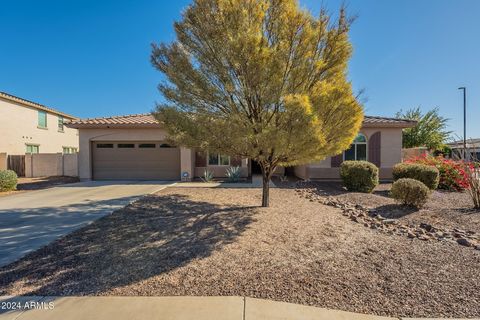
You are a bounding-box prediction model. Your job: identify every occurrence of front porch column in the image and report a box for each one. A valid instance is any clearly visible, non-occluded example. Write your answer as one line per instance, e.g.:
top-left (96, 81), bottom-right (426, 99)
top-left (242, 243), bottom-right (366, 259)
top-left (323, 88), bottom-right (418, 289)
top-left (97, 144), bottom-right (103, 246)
top-left (180, 147), bottom-right (194, 181)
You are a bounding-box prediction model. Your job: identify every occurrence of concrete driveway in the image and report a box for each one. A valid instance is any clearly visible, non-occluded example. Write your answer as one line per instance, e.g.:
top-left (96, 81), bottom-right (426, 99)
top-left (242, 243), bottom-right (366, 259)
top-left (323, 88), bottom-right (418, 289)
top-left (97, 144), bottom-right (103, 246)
top-left (0, 181), bottom-right (174, 267)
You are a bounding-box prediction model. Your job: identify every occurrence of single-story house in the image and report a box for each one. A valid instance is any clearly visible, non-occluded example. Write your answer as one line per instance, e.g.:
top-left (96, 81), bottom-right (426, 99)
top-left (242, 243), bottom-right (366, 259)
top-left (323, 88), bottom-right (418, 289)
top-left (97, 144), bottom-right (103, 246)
top-left (66, 114), bottom-right (415, 181)
top-left (447, 139), bottom-right (480, 161)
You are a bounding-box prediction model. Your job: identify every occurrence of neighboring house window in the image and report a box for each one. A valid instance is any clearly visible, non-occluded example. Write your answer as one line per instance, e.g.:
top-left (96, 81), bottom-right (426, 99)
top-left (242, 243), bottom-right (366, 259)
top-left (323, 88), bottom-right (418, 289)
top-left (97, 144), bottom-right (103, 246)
top-left (26, 144), bottom-right (39, 154)
top-left (38, 110), bottom-right (47, 128)
top-left (63, 147), bottom-right (77, 154)
top-left (344, 134), bottom-right (367, 161)
top-left (208, 153), bottom-right (230, 166)
top-left (58, 116), bottom-right (64, 132)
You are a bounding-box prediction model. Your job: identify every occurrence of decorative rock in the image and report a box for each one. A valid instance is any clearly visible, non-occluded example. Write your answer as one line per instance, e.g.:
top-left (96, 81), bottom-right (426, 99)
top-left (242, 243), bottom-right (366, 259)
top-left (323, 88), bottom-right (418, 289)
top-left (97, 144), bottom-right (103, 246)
top-left (418, 235), bottom-right (430, 241)
top-left (420, 223), bottom-right (434, 232)
top-left (295, 181), bottom-right (480, 251)
top-left (457, 238), bottom-right (473, 247)
top-left (382, 219), bottom-right (397, 225)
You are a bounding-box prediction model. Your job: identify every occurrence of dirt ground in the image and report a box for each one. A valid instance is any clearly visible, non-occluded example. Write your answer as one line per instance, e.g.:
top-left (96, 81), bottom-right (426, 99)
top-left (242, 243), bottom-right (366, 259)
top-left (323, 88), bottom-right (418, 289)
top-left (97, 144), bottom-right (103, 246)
top-left (1, 186), bottom-right (479, 318)
top-left (16, 176), bottom-right (79, 190)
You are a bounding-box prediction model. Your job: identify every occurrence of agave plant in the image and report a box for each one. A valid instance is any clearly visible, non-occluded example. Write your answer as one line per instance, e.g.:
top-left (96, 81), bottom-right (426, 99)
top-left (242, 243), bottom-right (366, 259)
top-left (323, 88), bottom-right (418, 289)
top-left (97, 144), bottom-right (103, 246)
top-left (226, 166), bottom-right (241, 182)
top-left (201, 169), bottom-right (214, 183)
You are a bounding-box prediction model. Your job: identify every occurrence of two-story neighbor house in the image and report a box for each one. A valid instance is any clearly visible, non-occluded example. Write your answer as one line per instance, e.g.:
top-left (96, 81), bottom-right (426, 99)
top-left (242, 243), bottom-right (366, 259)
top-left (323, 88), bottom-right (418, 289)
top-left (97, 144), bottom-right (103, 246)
top-left (0, 92), bottom-right (78, 156)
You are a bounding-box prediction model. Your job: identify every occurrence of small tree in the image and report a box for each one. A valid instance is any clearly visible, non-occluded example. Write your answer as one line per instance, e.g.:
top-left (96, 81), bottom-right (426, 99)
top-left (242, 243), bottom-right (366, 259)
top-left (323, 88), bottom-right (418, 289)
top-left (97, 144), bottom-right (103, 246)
top-left (395, 107), bottom-right (451, 150)
top-left (152, 0), bottom-right (363, 207)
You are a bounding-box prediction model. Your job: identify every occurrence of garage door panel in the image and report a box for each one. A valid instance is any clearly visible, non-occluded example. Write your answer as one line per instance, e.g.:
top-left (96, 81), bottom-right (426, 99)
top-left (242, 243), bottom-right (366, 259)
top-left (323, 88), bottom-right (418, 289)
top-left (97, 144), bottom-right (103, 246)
top-left (92, 141), bottom-right (180, 180)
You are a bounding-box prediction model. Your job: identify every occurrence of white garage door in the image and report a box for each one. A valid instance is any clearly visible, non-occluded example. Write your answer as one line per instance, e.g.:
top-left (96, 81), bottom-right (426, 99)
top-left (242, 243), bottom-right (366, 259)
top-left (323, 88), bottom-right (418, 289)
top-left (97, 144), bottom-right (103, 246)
top-left (92, 141), bottom-right (180, 180)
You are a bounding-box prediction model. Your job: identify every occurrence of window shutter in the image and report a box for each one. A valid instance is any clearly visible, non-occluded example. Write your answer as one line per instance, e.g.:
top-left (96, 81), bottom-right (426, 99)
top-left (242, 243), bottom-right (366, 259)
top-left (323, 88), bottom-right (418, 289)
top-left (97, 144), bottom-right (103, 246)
top-left (331, 154), bottom-right (343, 167)
top-left (230, 156), bottom-right (242, 167)
top-left (195, 151), bottom-right (207, 167)
top-left (368, 131), bottom-right (381, 167)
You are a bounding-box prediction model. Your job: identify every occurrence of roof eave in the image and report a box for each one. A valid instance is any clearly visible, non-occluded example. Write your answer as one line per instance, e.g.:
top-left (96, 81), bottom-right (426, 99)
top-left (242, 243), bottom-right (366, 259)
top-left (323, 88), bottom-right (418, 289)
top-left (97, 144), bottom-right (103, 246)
top-left (0, 92), bottom-right (77, 119)
top-left (65, 123), bottom-right (162, 129)
top-left (361, 122), bottom-right (417, 129)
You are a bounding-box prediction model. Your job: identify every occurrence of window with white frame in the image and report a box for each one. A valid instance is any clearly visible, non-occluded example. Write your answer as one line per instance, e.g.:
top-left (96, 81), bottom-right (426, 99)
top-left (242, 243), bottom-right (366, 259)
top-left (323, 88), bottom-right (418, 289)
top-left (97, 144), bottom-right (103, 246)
top-left (63, 147), bottom-right (78, 154)
top-left (26, 144), bottom-right (40, 154)
top-left (208, 153), bottom-right (230, 166)
top-left (38, 111), bottom-right (47, 128)
top-left (344, 134), bottom-right (367, 161)
top-left (58, 116), bottom-right (64, 132)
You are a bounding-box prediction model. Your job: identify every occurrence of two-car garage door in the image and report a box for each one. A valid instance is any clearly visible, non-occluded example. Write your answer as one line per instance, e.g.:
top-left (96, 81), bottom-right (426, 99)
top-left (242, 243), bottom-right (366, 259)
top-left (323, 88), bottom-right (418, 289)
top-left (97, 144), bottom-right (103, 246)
top-left (92, 141), bottom-right (180, 180)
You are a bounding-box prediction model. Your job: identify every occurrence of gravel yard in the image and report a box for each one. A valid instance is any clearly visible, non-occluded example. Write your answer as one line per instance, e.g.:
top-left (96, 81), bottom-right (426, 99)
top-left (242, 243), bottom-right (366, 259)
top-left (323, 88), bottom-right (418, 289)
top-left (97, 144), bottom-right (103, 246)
top-left (306, 181), bottom-right (480, 233)
top-left (1, 186), bottom-right (479, 318)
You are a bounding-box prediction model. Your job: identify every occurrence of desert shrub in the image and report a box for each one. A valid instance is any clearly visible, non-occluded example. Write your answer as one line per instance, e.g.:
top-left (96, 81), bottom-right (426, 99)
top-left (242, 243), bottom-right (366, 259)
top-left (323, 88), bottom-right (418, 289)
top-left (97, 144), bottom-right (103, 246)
top-left (392, 163), bottom-right (439, 189)
top-left (463, 162), bottom-right (480, 208)
top-left (226, 166), bottom-right (241, 182)
top-left (201, 169), bottom-right (214, 182)
top-left (0, 170), bottom-right (18, 191)
top-left (391, 178), bottom-right (430, 208)
top-left (405, 155), bottom-right (469, 191)
top-left (340, 161), bottom-right (379, 193)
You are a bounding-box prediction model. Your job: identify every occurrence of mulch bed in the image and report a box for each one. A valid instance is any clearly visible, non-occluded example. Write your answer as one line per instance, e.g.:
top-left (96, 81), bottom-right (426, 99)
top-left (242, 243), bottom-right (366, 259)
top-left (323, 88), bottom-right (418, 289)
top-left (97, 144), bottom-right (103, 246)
top-left (1, 186), bottom-right (479, 318)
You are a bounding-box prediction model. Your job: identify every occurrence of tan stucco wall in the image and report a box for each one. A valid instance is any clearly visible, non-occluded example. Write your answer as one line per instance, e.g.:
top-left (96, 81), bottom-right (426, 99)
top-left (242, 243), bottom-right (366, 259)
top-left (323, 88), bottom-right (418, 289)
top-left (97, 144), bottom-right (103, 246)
top-left (25, 153), bottom-right (77, 177)
top-left (0, 153), bottom-right (7, 171)
top-left (0, 97), bottom-right (78, 155)
top-left (194, 157), bottom-right (249, 178)
top-left (299, 127), bottom-right (403, 180)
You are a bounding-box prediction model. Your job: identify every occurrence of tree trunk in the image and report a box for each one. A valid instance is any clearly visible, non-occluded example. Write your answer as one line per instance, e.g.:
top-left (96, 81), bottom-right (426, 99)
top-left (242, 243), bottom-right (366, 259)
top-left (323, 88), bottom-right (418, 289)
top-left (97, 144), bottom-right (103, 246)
top-left (260, 164), bottom-right (275, 207)
top-left (262, 172), bottom-right (270, 207)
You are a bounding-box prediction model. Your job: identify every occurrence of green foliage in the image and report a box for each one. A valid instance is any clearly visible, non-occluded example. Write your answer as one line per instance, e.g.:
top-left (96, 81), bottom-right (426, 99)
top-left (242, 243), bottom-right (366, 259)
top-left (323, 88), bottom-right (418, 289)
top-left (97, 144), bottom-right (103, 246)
top-left (395, 107), bottom-right (451, 150)
top-left (201, 169), bottom-right (214, 183)
top-left (340, 161), bottom-right (379, 193)
top-left (392, 163), bottom-right (439, 190)
top-left (0, 170), bottom-right (18, 192)
top-left (391, 178), bottom-right (430, 208)
top-left (151, 0), bottom-right (363, 206)
top-left (226, 166), bottom-right (241, 182)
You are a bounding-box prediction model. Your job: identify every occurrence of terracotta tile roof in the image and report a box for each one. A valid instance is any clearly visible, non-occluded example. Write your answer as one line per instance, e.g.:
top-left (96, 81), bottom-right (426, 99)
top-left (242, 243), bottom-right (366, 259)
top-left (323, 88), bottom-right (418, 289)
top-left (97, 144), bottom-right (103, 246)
top-left (67, 113), bottom-right (416, 128)
top-left (0, 91), bottom-right (77, 119)
top-left (363, 115), bottom-right (417, 127)
top-left (66, 113), bottom-right (160, 128)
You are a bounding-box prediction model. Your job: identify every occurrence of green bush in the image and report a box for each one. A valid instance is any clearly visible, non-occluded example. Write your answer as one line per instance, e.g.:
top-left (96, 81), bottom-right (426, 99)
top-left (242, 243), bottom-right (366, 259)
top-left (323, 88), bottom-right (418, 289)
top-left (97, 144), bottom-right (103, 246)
top-left (0, 170), bottom-right (18, 192)
top-left (391, 178), bottom-right (430, 208)
top-left (201, 169), bottom-right (214, 182)
top-left (226, 166), bottom-right (241, 182)
top-left (392, 163), bottom-right (439, 190)
top-left (340, 161), bottom-right (379, 193)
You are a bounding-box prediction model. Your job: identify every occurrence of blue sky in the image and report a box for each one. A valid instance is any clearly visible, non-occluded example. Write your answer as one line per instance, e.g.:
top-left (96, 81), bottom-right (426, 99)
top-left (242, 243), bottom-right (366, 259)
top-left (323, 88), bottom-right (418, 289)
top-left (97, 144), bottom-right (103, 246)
top-left (1, 0), bottom-right (479, 139)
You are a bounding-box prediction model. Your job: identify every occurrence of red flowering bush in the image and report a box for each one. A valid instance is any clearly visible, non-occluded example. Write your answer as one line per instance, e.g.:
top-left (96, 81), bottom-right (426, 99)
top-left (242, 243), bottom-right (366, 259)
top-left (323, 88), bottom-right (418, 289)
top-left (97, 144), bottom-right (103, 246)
top-left (405, 155), bottom-right (470, 191)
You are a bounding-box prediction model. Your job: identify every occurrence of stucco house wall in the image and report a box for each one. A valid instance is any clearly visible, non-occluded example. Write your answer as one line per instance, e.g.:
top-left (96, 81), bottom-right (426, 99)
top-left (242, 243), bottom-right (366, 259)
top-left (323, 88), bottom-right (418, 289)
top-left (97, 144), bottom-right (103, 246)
top-left (296, 127), bottom-right (403, 180)
top-left (70, 114), bottom-right (414, 181)
top-left (77, 126), bottom-right (248, 180)
top-left (0, 93), bottom-right (78, 155)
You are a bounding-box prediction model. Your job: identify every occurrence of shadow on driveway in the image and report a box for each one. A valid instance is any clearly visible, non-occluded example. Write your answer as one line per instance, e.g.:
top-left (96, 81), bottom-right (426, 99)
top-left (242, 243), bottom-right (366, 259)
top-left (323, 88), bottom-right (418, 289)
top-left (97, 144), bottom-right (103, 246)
top-left (0, 194), bottom-right (256, 296)
top-left (0, 196), bottom-right (138, 267)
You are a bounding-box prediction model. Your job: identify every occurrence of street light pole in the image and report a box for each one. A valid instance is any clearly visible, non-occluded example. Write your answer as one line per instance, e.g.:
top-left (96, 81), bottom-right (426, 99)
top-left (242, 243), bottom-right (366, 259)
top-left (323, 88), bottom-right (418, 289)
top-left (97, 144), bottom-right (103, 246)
top-left (458, 87), bottom-right (467, 160)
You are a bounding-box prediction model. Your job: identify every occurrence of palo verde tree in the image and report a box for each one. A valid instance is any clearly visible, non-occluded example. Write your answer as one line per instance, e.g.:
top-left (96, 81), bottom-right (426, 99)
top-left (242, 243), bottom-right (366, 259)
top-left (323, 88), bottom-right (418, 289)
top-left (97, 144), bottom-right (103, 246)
top-left (152, 0), bottom-right (363, 207)
top-left (396, 107), bottom-right (451, 151)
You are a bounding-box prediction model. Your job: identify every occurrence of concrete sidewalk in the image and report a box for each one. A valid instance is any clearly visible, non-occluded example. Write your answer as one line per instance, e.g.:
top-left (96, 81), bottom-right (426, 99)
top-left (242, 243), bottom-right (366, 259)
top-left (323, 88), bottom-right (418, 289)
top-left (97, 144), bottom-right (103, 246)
top-left (0, 296), bottom-right (463, 320)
